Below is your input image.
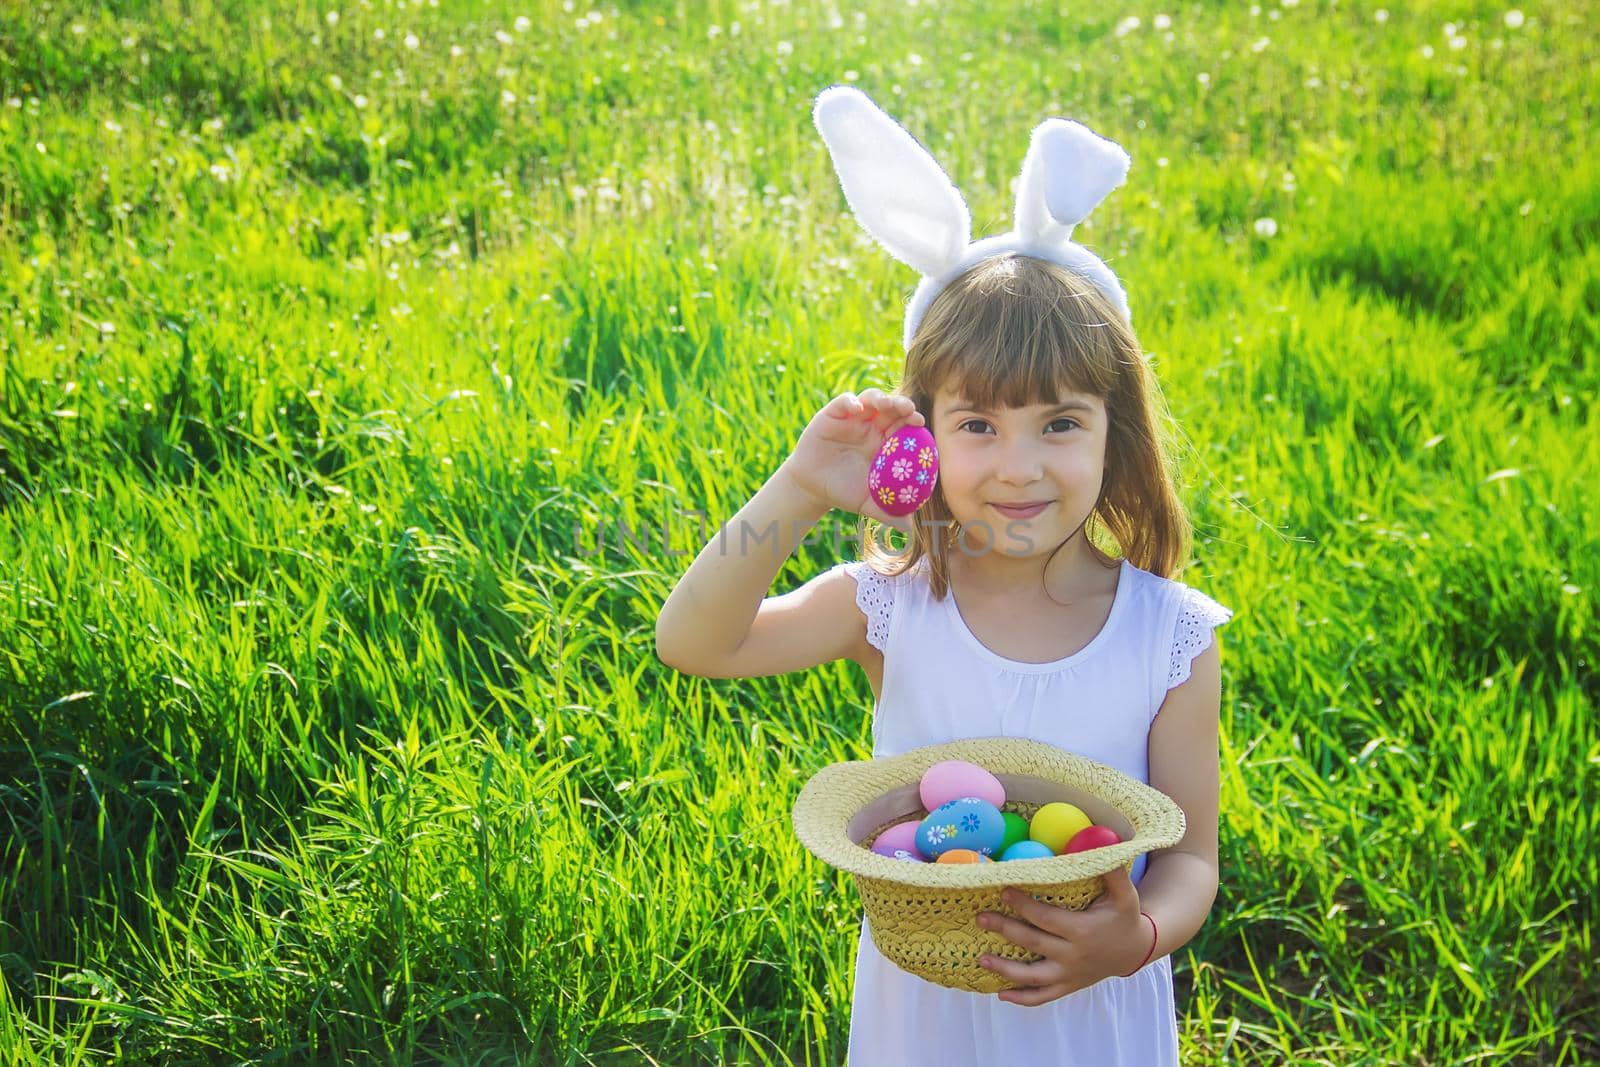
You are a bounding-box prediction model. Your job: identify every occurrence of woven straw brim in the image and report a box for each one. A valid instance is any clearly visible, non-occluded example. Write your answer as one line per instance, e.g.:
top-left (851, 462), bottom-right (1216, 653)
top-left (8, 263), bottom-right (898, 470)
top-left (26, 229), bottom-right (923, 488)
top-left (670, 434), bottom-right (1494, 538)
top-left (791, 736), bottom-right (1186, 993)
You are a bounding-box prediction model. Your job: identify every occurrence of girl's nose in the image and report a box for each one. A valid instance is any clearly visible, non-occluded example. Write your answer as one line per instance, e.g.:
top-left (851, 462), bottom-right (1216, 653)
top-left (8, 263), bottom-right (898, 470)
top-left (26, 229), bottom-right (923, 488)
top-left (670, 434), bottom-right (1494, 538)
top-left (995, 441), bottom-right (1044, 483)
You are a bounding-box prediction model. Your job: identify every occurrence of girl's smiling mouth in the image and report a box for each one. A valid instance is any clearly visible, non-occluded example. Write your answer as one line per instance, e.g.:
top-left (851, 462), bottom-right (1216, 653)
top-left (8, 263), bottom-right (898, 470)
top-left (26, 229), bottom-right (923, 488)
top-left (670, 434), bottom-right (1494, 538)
top-left (992, 501), bottom-right (1053, 518)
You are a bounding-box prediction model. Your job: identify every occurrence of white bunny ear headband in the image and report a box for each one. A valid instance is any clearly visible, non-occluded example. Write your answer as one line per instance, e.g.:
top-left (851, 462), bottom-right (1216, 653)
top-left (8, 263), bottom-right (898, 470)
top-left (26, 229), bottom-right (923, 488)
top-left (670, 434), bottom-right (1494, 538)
top-left (812, 85), bottom-right (1133, 353)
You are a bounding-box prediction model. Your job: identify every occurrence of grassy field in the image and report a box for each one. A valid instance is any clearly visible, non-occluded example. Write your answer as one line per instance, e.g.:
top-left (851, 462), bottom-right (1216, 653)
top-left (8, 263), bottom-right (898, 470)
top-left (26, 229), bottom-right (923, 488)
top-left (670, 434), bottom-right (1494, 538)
top-left (2, 0), bottom-right (1596, 1062)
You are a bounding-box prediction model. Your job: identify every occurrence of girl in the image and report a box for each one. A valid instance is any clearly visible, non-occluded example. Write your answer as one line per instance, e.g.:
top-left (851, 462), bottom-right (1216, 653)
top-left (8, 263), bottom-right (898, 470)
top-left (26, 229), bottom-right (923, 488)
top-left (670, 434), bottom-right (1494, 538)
top-left (655, 87), bottom-right (1232, 1064)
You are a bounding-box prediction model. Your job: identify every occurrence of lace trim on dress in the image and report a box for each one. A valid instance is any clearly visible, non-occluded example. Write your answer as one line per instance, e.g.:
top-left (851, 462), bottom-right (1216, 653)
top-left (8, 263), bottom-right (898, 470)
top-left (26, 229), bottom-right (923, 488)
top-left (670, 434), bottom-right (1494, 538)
top-left (1167, 587), bottom-right (1234, 689)
top-left (843, 560), bottom-right (894, 653)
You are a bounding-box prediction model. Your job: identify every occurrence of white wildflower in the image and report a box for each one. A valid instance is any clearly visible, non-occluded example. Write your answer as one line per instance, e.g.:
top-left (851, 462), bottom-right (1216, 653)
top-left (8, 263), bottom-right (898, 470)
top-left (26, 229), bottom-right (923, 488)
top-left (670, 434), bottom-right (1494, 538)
top-left (1503, 9), bottom-right (1524, 28)
top-left (1254, 217), bottom-right (1278, 237)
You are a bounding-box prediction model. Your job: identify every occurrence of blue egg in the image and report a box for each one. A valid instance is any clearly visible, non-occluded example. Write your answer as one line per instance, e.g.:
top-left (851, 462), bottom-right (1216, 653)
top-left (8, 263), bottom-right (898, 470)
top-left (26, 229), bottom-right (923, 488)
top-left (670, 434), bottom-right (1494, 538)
top-left (999, 840), bottom-right (1056, 861)
top-left (915, 797), bottom-right (1006, 858)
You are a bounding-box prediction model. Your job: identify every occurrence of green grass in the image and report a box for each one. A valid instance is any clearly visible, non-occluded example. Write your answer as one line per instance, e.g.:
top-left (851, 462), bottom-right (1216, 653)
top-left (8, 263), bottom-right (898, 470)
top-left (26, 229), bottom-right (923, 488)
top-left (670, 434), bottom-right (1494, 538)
top-left (1, 0), bottom-right (1596, 1062)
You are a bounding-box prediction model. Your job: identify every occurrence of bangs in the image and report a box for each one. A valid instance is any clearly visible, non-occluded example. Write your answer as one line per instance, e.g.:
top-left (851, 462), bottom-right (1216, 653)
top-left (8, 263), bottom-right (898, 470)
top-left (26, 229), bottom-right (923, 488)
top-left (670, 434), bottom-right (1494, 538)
top-left (912, 256), bottom-right (1127, 412)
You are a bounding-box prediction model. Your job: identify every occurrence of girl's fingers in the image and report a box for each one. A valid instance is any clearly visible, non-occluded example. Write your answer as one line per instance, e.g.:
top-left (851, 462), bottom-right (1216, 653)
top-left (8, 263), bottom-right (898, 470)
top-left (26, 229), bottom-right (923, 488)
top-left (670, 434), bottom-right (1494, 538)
top-left (979, 913), bottom-right (1042, 954)
top-left (860, 388), bottom-right (912, 415)
top-left (997, 982), bottom-right (1071, 1008)
top-left (882, 411), bottom-right (926, 444)
top-left (977, 952), bottom-right (1054, 986)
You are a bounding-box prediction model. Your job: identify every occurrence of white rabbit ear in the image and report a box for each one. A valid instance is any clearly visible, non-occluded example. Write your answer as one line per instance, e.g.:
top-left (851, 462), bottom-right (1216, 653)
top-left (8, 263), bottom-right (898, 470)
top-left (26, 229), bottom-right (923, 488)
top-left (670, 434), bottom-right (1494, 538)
top-left (813, 86), bottom-right (971, 278)
top-left (1014, 118), bottom-right (1131, 243)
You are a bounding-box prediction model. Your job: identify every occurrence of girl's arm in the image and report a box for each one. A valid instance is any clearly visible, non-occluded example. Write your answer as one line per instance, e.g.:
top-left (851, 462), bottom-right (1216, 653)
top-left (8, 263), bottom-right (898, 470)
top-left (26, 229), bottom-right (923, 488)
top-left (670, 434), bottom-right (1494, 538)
top-left (654, 465), bottom-right (832, 675)
top-left (1138, 635), bottom-right (1224, 963)
top-left (973, 619), bottom-right (1225, 1004)
top-left (655, 389), bottom-right (922, 677)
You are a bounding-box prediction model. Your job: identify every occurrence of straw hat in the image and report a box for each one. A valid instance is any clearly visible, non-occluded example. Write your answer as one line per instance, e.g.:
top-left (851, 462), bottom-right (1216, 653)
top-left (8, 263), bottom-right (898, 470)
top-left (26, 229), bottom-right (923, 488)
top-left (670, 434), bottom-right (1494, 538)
top-left (791, 736), bottom-right (1186, 993)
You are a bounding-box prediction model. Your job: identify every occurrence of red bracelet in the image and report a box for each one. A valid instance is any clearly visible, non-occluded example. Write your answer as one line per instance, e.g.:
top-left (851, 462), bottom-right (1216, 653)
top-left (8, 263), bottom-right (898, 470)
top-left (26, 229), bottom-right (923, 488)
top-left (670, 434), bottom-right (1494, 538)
top-left (1121, 911), bottom-right (1158, 977)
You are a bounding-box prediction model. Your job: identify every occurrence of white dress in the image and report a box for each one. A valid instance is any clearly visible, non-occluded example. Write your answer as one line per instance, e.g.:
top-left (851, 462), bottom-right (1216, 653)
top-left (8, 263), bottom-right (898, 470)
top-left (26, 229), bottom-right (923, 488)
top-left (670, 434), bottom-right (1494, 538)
top-left (831, 553), bottom-right (1233, 1067)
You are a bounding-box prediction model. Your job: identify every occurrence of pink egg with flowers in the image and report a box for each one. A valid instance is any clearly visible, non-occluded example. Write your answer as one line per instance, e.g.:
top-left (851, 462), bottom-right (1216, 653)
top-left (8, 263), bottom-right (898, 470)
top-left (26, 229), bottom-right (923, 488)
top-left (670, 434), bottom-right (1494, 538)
top-left (869, 425), bottom-right (938, 517)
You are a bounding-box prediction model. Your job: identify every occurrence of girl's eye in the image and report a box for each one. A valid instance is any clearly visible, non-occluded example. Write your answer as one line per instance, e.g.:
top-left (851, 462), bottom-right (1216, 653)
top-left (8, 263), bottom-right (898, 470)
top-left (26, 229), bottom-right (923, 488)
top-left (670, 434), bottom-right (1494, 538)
top-left (958, 419), bottom-right (1079, 434)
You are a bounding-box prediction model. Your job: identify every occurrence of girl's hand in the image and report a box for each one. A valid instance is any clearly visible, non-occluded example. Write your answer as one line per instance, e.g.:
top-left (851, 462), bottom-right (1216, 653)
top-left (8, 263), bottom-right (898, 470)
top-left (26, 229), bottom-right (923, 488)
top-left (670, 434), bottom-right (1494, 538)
top-left (974, 866), bottom-right (1152, 1006)
top-left (779, 388), bottom-right (927, 533)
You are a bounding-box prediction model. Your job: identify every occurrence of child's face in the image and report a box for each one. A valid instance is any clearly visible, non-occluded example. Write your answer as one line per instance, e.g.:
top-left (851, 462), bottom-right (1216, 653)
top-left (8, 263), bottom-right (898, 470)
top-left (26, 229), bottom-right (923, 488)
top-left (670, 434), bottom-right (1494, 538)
top-left (929, 384), bottom-right (1108, 559)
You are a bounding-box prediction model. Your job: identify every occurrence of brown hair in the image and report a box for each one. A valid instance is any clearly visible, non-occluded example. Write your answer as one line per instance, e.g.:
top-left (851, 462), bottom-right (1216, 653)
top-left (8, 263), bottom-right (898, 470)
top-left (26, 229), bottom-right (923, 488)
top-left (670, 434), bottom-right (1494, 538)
top-left (859, 253), bottom-right (1193, 598)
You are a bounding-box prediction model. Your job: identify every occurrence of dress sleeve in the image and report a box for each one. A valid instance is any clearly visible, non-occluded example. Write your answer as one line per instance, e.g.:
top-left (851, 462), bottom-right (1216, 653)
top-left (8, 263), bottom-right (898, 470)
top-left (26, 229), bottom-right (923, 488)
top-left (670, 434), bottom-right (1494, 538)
top-left (840, 560), bottom-right (895, 653)
top-left (1167, 586), bottom-right (1234, 690)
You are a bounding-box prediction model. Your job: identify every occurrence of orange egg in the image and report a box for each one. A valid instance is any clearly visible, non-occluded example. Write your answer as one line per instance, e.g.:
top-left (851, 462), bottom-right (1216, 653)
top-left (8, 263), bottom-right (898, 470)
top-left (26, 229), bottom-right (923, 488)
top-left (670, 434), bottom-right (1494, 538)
top-left (936, 848), bottom-right (984, 864)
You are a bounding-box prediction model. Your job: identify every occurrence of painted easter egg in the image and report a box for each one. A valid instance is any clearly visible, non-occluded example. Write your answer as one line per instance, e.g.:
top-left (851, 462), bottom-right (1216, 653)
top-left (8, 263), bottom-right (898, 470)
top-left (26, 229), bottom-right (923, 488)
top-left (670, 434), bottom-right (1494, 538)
top-left (1030, 802), bottom-right (1093, 853)
top-left (999, 840), bottom-right (1056, 861)
top-left (997, 812), bottom-right (1030, 855)
top-left (920, 760), bottom-right (1005, 812)
top-left (869, 819), bottom-right (927, 861)
top-left (868, 425), bottom-right (938, 517)
top-left (1062, 825), bottom-right (1123, 853)
top-left (935, 849), bottom-right (993, 864)
top-left (915, 797), bottom-right (1007, 859)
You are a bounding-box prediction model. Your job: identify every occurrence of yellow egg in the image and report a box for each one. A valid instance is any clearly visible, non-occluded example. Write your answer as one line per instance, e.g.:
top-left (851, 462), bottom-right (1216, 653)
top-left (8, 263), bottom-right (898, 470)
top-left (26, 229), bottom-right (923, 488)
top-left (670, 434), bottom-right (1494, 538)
top-left (1029, 803), bottom-right (1092, 853)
